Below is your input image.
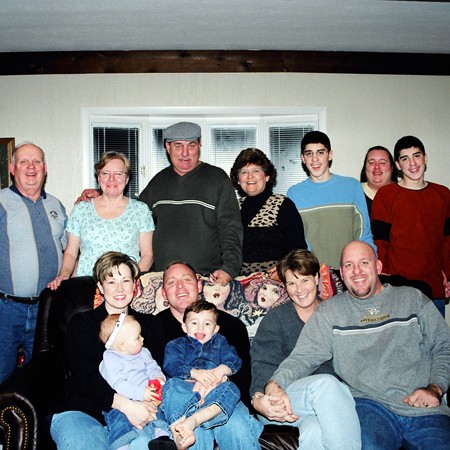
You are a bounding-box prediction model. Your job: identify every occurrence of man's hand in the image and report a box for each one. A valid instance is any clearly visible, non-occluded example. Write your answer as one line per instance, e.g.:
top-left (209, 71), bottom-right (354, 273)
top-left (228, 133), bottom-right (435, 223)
top-left (75, 188), bottom-right (100, 204)
top-left (211, 364), bottom-right (232, 382)
top-left (266, 266), bottom-right (281, 282)
top-left (190, 368), bottom-right (218, 387)
top-left (403, 384), bottom-right (443, 409)
top-left (442, 271), bottom-right (450, 298)
top-left (210, 270), bottom-right (232, 284)
top-left (192, 380), bottom-right (208, 401)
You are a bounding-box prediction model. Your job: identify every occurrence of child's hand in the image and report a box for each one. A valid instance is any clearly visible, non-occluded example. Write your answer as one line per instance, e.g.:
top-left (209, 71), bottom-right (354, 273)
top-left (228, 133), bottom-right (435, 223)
top-left (147, 379), bottom-right (163, 406)
top-left (190, 368), bottom-right (218, 387)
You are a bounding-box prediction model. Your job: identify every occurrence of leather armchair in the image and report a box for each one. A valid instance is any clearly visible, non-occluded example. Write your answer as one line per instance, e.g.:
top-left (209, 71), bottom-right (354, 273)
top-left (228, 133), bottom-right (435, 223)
top-left (0, 276), bottom-right (299, 450)
top-left (0, 276), bottom-right (96, 450)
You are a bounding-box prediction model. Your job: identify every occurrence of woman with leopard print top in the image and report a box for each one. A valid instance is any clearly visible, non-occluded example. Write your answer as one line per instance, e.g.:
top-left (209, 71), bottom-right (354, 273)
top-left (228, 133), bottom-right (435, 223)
top-left (230, 148), bottom-right (307, 276)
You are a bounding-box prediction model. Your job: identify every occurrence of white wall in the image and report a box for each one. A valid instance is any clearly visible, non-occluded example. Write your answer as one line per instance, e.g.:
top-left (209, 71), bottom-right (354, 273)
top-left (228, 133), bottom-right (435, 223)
top-left (1, 72), bottom-right (449, 318)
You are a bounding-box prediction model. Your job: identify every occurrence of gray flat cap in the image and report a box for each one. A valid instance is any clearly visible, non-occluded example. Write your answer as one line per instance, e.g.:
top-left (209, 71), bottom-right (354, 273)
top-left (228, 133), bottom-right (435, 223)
top-left (163, 122), bottom-right (202, 142)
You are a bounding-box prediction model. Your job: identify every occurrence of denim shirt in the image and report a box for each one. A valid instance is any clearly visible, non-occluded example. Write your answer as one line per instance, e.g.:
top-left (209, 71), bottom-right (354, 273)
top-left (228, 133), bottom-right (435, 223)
top-left (164, 333), bottom-right (242, 379)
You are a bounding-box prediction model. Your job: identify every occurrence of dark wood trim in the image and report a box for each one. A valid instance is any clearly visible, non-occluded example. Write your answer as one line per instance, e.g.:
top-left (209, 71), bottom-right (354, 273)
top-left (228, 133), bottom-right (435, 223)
top-left (0, 137), bottom-right (14, 188)
top-left (1, 50), bottom-right (449, 76)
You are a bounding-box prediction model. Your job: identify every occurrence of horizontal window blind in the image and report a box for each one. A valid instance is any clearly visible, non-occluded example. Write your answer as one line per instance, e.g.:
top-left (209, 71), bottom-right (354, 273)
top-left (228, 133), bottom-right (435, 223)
top-left (269, 124), bottom-right (314, 194)
top-left (209, 126), bottom-right (257, 179)
top-left (89, 111), bottom-right (321, 196)
top-left (93, 125), bottom-right (140, 198)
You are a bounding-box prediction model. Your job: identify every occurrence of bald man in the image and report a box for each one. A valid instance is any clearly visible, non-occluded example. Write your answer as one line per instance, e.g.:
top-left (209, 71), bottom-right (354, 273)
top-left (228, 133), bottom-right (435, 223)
top-left (269, 241), bottom-right (450, 449)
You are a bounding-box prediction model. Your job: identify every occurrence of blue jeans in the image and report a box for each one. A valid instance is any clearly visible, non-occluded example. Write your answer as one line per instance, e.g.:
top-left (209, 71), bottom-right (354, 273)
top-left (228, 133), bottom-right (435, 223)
top-left (432, 299), bottom-right (446, 318)
top-left (189, 401), bottom-right (263, 450)
top-left (355, 397), bottom-right (450, 450)
top-left (51, 411), bottom-right (109, 450)
top-left (51, 411), bottom-right (168, 450)
top-left (103, 409), bottom-right (169, 449)
top-left (160, 378), bottom-right (240, 428)
top-left (0, 299), bottom-right (38, 384)
top-left (258, 374), bottom-right (361, 450)
top-left (52, 405), bottom-right (262, 450)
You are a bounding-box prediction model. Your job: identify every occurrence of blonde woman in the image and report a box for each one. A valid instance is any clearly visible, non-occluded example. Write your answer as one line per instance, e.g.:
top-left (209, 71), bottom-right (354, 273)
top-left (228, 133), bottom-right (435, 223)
top-left (49, 152), bottom-right (154, 289)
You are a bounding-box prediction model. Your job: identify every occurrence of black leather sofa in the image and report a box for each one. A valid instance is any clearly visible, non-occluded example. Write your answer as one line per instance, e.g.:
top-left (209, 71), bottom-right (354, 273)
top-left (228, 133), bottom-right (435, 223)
top-left (0, 276), bottom-right (299, 450)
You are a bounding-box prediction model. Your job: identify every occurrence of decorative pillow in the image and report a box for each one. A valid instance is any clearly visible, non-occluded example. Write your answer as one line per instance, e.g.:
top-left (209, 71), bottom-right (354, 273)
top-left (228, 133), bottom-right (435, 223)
top-left (131, 266), bottom-right (338, 339)
top-left (199, 278), bottom-right (246, 316)
top-left (131, 271), bottom-right (166, 314)
top-left (235, 273), bottom-right (289, 338)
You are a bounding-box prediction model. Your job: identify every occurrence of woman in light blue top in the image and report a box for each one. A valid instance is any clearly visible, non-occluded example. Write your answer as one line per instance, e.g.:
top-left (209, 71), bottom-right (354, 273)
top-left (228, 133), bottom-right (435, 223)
top-left (49, 152), bottom-right (154, 289)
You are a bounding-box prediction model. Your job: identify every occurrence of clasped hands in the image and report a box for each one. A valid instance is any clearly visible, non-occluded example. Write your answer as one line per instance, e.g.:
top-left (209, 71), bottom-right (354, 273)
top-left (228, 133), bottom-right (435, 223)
top-left (253, 380), bottom-right (299, 423)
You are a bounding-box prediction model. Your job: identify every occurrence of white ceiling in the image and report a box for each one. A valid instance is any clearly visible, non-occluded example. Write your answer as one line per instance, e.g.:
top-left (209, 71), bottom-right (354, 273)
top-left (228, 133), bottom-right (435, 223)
top-left (0, 0), bottom-right (449, 54)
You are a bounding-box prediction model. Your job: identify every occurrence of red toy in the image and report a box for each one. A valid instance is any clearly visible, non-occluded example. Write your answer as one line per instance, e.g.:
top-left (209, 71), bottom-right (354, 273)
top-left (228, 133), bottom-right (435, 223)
top-left (148, 378), bottom-right (163, 405)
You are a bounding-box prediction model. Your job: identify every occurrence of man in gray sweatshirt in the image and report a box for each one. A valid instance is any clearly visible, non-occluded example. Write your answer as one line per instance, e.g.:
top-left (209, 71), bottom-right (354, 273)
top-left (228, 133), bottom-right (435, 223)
top-left (267, 241), bottom-right (450, 449)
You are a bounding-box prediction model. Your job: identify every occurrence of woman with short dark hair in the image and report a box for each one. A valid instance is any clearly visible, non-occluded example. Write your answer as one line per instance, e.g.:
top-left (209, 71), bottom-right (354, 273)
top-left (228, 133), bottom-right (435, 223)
top-left (230, 148), bottom-right (307, 276)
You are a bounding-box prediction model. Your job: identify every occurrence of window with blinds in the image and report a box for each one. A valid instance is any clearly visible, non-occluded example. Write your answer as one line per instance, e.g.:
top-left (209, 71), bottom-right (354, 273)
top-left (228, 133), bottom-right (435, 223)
top-left (209, 125), bottom-right (257, 184)
top-left (268, 124), bottom-right (314, 194)
top-left (92, 124), bottom-right (141, 198)
top-left (89, 110), bottom-right (322, 197)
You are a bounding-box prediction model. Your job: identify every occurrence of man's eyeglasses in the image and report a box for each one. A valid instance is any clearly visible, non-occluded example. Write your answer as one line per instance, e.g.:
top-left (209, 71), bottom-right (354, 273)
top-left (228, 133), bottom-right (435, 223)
top-left (302, 149), bottom-right (329, 159)
top-left (98, 170), bottom-right (127, 180)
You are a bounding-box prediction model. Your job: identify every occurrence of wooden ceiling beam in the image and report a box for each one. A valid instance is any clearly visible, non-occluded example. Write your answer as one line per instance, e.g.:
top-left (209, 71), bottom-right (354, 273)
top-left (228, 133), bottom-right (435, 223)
top-left (1, 50), bottom-right (449, 76)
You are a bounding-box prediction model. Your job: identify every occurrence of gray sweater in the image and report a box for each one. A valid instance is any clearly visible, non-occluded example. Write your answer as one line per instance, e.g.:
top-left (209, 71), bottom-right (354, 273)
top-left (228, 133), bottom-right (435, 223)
top-left (272, 284), bottom-right (450, 417)
top-left (250, 301), bottom-right (335, 395)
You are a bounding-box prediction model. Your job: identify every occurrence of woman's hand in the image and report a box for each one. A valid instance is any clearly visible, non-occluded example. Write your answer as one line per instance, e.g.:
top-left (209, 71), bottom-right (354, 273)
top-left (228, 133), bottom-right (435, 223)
top-left (252, 391), bottom-right (299, 423)
top-left (113, 394), bottom-right (157, 429)
top-left (254, 381), bottom-right (300, 423)
top-left (47, 233), bottom-right (80, 290)
top-left (47, 275), bottom-right (69, 290)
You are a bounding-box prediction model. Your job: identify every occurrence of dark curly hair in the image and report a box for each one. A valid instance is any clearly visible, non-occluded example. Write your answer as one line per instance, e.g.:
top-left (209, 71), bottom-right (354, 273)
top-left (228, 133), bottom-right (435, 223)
top-left (230, 148), bottom-right (277, 196)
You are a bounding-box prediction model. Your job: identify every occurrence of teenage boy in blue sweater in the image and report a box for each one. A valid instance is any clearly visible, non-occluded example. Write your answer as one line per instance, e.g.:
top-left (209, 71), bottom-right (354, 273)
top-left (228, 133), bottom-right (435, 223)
top-left (287, 131), bottom-right (375, 269)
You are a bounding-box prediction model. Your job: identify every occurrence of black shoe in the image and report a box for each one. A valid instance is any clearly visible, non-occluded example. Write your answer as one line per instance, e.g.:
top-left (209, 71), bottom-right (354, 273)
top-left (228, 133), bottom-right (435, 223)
top-left (148, 436), bottom-right (177, 450)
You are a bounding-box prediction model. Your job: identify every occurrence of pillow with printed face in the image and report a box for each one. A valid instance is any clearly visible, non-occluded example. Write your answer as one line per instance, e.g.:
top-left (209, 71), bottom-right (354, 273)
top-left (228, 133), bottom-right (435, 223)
top-left (199, 276), bottom-right (288, 340)
top-left (130, 267), bottom-right (337, 340)
top-left (131, 272), bottom-right (167, 315)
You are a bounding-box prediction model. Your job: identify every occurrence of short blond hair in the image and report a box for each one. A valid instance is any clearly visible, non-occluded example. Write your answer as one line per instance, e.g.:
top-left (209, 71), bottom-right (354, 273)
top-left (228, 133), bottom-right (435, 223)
top-left (93, 251), bottom-right (140, 284)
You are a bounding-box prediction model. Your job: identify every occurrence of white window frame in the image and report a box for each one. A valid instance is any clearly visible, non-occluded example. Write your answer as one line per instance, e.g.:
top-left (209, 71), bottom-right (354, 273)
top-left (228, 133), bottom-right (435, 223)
top-left (82, 106), bottom-right (327, 194)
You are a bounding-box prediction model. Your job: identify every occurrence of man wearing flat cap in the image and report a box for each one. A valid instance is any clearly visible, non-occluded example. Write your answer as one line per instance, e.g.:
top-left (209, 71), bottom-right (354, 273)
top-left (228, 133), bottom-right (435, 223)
top-left (140, 122), bottom-right (243, 283)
